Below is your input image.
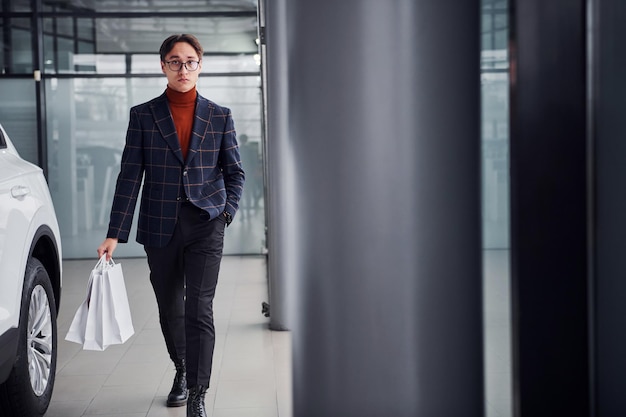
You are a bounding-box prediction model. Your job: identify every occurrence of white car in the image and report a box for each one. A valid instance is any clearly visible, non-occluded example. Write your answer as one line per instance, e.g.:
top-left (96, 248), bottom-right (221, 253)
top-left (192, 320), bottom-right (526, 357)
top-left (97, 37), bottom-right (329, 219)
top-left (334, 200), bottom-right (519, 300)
top-left (0, 124), bottom-right (62, 416)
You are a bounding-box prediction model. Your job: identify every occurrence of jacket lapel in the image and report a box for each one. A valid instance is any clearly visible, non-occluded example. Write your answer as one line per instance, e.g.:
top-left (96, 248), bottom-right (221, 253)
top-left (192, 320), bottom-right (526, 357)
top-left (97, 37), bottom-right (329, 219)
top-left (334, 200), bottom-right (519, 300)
top-left (150, 93), bottom-right (185, 165)
top-left (186, 95), bottom-right (213, 165)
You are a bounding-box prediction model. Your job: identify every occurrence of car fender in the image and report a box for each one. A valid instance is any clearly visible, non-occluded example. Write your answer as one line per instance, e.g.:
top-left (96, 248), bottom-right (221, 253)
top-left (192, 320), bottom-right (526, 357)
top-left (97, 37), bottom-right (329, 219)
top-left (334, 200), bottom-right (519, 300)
top-left (0, 174), bottom-right (61, 333)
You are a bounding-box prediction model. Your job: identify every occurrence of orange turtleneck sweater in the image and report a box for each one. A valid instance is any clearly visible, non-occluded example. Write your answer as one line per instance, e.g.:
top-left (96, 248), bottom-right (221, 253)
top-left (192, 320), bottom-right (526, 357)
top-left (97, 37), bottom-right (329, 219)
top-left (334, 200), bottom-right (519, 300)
top-left (166, 86), bottom-right (197, 160)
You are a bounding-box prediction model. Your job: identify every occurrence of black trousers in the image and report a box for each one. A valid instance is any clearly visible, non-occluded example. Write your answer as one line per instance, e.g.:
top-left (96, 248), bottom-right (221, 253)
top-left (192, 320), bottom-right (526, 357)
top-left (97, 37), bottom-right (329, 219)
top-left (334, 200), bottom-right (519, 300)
top-left (144, 202), bottom-right (226, 388)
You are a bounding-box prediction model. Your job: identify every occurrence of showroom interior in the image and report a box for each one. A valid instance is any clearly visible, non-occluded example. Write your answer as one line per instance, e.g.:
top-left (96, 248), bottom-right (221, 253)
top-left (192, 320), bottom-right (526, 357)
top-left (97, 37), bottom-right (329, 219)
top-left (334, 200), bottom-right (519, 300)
top-left (2, 0), bottom-right (626, 416)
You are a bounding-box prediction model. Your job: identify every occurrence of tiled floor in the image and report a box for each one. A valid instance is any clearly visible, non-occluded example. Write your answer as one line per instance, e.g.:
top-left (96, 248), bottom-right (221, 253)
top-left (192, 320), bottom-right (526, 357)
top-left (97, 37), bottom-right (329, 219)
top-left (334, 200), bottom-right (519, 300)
top-left (483, 250), bottom-right (512, 417)
top-left (46, 251), bottom-right (510, 417)
top-left (47, 256), bottom-right (292, 417)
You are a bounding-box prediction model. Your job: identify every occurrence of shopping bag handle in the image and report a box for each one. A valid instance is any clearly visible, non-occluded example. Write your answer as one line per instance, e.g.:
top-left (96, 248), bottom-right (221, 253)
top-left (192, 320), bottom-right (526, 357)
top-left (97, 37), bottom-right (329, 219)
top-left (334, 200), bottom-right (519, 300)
top-left (96, 254), bottom-right (116, 271)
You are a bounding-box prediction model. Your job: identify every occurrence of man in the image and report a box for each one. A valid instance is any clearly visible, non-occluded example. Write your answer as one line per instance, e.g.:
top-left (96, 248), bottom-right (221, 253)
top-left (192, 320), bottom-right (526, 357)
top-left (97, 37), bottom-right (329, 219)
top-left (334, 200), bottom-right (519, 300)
top-left (97, 34), bottom-right (244, 417)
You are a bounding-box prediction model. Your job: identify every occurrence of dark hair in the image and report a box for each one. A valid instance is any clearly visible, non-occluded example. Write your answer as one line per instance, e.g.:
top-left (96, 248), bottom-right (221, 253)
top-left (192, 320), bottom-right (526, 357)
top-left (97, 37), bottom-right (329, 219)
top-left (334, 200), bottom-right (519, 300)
top-left (159, 34), bottom-right (204, 61)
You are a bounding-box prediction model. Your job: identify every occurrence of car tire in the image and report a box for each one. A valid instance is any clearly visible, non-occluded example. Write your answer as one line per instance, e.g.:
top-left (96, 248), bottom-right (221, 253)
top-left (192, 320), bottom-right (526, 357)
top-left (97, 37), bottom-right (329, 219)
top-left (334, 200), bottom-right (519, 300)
top-left (0, 257), bottom-right (58, 417)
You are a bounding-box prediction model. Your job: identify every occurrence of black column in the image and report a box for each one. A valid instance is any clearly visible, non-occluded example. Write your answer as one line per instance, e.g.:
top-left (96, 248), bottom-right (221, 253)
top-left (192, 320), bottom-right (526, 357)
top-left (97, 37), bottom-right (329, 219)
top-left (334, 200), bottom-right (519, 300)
top-left (33, 0), bottom-right (48, 176)
top-left (509, 1), bottom-right (590, 416)
top-left (593, 0), bottom-right (626, 415)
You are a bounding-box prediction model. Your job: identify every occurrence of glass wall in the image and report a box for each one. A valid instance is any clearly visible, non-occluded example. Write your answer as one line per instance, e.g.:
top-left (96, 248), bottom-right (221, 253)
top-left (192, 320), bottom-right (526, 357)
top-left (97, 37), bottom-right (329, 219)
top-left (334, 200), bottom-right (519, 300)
top-left (481, 1), bottom-right (511, 417)
top-left (0, 3), bottom-right (264, 259)
top-left (0, 80), bottom-right (38, 163)
top-left (0, 12), bottom-right (38, 164)
top-left (2, 17), bottom-right (32, 74)
top-left (482, 0), bottom-right (509, 249)
top-left (3, 0), bottom-right (31, 12)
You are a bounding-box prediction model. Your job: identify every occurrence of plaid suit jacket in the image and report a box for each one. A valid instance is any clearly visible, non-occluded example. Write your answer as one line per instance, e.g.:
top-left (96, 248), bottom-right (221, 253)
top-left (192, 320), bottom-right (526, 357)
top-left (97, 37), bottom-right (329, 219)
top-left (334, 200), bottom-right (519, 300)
top-left (107, 91), bottom-right (245, 248)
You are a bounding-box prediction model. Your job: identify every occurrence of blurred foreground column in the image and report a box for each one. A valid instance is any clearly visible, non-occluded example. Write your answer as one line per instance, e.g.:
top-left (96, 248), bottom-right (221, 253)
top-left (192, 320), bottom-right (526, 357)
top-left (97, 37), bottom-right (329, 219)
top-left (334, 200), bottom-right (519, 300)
top-left (285, 1), bottom-right (483, 416)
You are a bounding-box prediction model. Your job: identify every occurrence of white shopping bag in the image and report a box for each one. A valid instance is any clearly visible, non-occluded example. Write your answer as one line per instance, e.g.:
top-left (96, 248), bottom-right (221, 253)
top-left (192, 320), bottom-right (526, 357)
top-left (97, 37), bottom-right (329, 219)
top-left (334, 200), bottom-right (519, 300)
top-left (65, 255), bottom-right (135, 350)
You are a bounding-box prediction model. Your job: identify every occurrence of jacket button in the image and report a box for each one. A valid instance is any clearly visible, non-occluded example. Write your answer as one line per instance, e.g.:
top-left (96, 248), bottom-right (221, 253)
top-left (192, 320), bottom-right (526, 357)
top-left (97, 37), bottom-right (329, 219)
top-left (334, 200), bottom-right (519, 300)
top-left (183, 170), bottom-right (188, 176)
top-left (176, 197), bottom-right (181, 201)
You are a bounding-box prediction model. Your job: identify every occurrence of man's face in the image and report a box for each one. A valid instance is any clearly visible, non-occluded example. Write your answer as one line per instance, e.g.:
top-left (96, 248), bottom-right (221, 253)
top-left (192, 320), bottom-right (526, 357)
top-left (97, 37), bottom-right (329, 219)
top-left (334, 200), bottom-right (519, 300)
top-left (161, 41), bottom-right (202, 93)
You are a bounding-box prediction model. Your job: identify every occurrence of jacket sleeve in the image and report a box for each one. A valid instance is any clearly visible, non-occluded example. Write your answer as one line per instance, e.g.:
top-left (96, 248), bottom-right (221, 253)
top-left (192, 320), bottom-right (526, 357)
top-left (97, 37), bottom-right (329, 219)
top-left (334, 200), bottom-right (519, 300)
top-left (106, 107), bottom-right (145, 243)
top-left (219, 109), bottom-right (245, 218)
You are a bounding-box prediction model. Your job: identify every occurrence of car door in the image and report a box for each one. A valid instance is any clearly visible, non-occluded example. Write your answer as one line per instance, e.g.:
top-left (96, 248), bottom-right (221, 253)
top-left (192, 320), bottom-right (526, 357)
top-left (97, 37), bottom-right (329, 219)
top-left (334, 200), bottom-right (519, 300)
top-left (0, 127), bottom-right (37, 335)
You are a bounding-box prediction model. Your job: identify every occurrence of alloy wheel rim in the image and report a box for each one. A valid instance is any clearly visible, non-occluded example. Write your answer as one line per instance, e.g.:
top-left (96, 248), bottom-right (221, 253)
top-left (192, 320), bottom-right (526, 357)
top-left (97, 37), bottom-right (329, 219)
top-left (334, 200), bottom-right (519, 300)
top-left (27, 285), bottom-right (53, 396)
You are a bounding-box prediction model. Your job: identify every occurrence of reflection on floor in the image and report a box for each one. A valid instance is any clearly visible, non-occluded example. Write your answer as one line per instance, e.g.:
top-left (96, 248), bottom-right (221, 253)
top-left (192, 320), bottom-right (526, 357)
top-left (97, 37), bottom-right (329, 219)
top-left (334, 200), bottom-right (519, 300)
top-left (47, 256), bottom-right (291, 417)
top-left (47, 250), bottom-right (510, 417)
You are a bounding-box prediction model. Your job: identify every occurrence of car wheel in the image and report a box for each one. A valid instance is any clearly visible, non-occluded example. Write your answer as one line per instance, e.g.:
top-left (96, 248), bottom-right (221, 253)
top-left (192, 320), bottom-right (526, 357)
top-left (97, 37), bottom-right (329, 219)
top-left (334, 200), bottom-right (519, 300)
top-left (0, 257), bottom-right (58, 417)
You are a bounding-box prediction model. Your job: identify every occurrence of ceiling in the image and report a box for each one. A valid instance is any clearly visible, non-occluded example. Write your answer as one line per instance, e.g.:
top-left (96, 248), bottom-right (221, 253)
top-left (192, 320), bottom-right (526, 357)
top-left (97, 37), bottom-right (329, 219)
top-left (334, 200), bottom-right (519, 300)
top-left (43, 0), bottom-right (257, 13)
top-left (39, 0), bottom-right (260, 54)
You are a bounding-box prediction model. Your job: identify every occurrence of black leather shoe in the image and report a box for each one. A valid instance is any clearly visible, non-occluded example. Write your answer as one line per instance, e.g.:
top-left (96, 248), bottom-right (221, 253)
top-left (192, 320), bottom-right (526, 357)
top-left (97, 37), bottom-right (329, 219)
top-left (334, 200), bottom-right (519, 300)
top-left (167, 359), bottom-right (188, 407)
top-left (187, 385), bottom-right (207, 417)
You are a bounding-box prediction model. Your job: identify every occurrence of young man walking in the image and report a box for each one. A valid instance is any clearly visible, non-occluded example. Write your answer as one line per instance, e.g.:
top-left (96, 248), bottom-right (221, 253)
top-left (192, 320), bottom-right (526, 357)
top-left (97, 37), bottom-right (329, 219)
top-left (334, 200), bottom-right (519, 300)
top-left (97, 34), bottom-right (245, 417)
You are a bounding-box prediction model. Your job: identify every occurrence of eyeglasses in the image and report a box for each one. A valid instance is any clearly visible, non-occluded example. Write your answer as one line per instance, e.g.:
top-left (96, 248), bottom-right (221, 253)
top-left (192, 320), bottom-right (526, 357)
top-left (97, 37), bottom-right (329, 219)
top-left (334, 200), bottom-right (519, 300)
top-left (163, 60), bottom-right (200, 72)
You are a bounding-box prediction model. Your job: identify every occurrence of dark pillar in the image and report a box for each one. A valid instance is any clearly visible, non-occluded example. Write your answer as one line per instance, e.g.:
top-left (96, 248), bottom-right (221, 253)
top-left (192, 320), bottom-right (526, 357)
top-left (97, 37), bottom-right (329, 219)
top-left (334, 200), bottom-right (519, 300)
top-left (287, 1), bottom-right (483, 416)
top-left (593, 0), bottom-right (626, 415)
top-left (509, 1), bottom-right (590, 416)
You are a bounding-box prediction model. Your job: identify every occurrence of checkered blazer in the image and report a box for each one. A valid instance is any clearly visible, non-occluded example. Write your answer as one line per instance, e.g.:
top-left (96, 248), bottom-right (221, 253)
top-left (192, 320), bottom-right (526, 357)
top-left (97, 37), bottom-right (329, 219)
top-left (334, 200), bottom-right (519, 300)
top-left (106, 91), bottom-right (245, 248)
